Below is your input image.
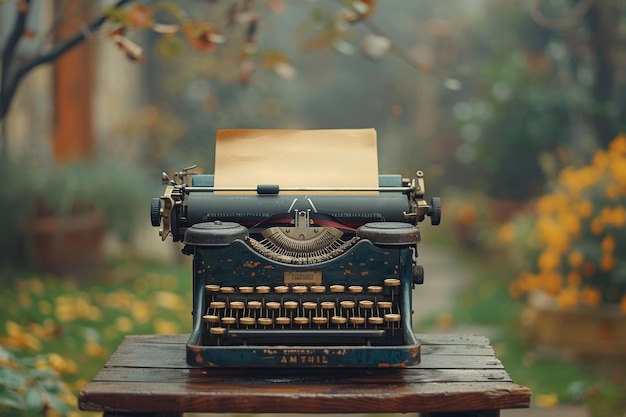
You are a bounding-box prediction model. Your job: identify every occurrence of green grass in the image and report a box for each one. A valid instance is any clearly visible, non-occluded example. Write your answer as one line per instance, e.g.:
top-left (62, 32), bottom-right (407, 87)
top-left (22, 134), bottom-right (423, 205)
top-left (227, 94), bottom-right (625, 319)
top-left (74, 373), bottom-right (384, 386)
top-left (0, 259), bottom-right (194, 416)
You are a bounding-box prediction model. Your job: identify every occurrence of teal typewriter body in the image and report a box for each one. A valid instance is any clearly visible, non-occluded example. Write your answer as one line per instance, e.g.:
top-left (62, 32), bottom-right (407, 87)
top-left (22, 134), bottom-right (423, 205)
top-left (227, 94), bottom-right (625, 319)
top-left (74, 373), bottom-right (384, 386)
top-left (151, 170), bottom-right (440, 368)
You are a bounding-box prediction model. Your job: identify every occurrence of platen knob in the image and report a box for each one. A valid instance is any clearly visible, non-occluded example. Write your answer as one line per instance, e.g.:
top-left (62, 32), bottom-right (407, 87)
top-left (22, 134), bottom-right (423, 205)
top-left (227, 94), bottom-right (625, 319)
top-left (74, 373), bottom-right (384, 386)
top-left (150, 198), bottom-right (161, 227)
top-left (428, 197), bottom-right (442, 226)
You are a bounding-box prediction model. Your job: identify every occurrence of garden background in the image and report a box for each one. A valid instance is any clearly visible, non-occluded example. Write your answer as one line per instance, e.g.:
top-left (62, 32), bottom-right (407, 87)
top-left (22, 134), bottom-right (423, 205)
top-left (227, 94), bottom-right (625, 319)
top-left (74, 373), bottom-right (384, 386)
top-left (1, 1), bottom-right (626, 416)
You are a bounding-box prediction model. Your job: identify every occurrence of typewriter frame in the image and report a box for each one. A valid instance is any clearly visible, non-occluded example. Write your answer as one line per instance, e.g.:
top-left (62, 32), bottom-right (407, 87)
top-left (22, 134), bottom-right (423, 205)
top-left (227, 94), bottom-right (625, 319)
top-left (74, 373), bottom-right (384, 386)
top-left (152, 169), bottom-right (440, 368)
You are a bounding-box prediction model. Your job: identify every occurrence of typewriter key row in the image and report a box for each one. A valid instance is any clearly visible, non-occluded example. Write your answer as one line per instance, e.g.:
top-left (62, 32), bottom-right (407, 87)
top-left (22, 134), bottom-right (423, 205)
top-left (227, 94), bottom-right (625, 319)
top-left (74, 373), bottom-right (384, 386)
top-left (205, 283), bottom-right (398, 294)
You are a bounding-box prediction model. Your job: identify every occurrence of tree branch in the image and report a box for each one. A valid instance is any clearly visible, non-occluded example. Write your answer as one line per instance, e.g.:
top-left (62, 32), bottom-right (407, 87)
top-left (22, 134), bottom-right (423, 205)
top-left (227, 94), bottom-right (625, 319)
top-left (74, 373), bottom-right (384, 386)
top-left (0, 0), bottom-right (134, 121)
top-left (1, 0), bottom-right (32, 123)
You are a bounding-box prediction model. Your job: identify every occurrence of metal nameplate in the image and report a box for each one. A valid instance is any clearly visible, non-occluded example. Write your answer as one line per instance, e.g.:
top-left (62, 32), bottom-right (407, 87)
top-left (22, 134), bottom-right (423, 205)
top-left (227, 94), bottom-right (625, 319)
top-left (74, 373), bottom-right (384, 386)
top-left (284, 270), bottom-right (322, 285)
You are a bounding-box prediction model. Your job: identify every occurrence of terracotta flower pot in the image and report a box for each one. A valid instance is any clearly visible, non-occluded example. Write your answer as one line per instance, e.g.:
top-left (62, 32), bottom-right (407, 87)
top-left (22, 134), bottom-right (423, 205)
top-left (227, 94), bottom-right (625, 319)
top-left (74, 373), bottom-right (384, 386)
top-left (24, 208), bottom-right (105, 278)
top-left (523, 296), bottom-right (626, 359)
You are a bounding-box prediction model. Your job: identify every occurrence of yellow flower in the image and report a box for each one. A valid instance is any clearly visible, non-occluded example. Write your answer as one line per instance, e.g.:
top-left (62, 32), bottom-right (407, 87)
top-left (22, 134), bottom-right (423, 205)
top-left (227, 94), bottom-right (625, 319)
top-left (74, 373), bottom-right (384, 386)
top-left (85, 341), bottom-right (107, 358)
top-left (605, 183), bottom-right (620, 200)
top-left (0, 321), bottom-right (42, 352)
top-left (542, 272), bottom-right (563, 295)
top-left (590, 218), bottom-right (603, 236)
top-left (131, 301), bottom-right (152, 324)
top-left (536, 393), bottom-right (559, 408)
top-left (601, 235), bottom-right (615, 252)
top-left (608, 133), bottom-right (626, 154)
top-left (497, 223), bottom-right (516, 245)
top-left (558, 211), bottom-right (580, 236)
top-left (581, 287), bottom-right (601, 307)
top-left (577, 199), bottom-right (593, 218)
top-left (600, 254), bottom-right (616, 272)
top-left (557, 286), bottom-right (578, 310)
top-left (154, 319), bottom-right (180, 334)
top-left (592, 149), bottom-right (610, 169)
top-left (567, 251), bottom-right (584, 269)
top-left (536, 217), bottom-right (569, 252)
top-left (455, 204), bottom-right (476, 227)
top-left (567, 272), bottom-right (581, 287)
top-left (537, 250), bottom-right (561, 272)
top-left (115, 316), bottom-right (134, 333)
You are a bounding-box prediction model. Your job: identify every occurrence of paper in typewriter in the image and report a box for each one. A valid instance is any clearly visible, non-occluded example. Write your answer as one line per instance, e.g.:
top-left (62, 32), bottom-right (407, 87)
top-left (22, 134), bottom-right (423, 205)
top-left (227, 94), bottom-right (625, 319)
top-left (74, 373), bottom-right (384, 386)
top-left (214, 129), bottom-right (379, 194)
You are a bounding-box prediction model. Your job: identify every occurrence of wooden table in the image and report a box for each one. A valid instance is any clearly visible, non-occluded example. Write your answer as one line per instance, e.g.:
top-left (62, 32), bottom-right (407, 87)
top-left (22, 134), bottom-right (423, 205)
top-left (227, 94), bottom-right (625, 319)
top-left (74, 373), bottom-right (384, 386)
top-left (78, 334), bottom-right (531, 417)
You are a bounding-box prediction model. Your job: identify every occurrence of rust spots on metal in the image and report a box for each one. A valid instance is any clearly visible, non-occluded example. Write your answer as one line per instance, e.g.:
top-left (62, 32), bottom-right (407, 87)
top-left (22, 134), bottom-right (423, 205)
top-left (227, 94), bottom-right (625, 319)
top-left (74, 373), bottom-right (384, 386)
top-left (244, 261), bottom-right (261, 268)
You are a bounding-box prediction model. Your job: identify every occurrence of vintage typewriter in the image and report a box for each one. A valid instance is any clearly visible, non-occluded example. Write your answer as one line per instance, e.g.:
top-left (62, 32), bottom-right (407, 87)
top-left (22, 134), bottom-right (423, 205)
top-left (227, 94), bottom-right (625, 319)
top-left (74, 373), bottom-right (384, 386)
top-left (150, 129), bottom-right (441, 367)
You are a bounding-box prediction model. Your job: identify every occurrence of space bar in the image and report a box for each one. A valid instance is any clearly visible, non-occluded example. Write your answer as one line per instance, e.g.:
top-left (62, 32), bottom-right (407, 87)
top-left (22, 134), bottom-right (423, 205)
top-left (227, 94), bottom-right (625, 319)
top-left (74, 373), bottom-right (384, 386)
top-left (227, 329), bottom-right (386, 339)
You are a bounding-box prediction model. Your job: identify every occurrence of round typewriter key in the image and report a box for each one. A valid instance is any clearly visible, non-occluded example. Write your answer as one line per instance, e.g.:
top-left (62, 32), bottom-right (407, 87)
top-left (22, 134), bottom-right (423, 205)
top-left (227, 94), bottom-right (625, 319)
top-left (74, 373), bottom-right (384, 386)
top-left (310, 285), bottom-right (326, 293)
top-left (303, 302), bottom-right (317, 310)
top-left (202, 315), bottom-right (220, 323)
top-left (384, 278), bottom-right (401, 287)
top-left (294, 317), bottom-right (309, 325)
top-left (275, 286), bottom-right (289, 293)
top-left (256, 286), bottom-right (271, 293)
top-left (220, 286), bottom-right (235, 294)
top-left (258, 317), bottom-right (273, 326)
top-left (239, 317), bottom-right (256, 326)
top-left (384, 313), bottom-right (401, 322)
top-left (275, 317), bottom-right (291, 325)
top-left (340, 300), bottom-right (355, 309)
top-left (292, 285), bottom-right (307, 294)
top-left (368, 317), bottom-right (384, 325)
top-left (330, 285), bottom-right (345, 293)
top-left (359, 300), bottom-right (374, 309)
top-left (247, 301), bottom-right (262, 309)
top-left (210, 301), bottom-right (226, 309)
top-left (367, 285), bottom-right (383, 293)
top-left (348, 285), bottom-right (363, 293)
top-left (331, 316), bottom-right (347, 325)
top-left (221, 317), bottom-right (237, 325)
top-left (239, 286), bottom-right (254, 293)
top-left (312, 316), bottom-right (328, 325)
top-left (377, 301), bottom-right (393, 309)
top-left (205, 284), bottom-right (220, 292)
top-left (210, 327), bottom-right (226, 335)
top-left (349, 317), bottom-right (366, 325)
top-left (266, 301), bottom-right (281, 310)
top-left (284, 301), bottom-right (299, 309)
top-left (229, 301), bottom-right (245, 309)
top-left (321, 301), bottom-right (335, 310)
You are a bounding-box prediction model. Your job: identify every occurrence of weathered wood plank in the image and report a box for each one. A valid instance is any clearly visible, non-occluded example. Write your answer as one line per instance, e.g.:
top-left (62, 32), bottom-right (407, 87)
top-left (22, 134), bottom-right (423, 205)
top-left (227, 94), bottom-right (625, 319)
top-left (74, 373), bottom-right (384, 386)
top-left (90, 367), bottom-right (512, 384)
top-left (79, 334), bottom-right (531, 415)
top-left (79, 380), bottom-right (531, 414)
top-left (104, 341), bottom-right (498, 369)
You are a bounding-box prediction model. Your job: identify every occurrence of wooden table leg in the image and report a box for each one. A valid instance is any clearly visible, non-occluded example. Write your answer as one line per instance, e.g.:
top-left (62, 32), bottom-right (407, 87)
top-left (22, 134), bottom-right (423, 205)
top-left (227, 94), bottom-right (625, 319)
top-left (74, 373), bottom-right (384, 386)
top-left (420, 410), bottom-right (500, 417)
top-left (103, 413), bottom-right (182, 417)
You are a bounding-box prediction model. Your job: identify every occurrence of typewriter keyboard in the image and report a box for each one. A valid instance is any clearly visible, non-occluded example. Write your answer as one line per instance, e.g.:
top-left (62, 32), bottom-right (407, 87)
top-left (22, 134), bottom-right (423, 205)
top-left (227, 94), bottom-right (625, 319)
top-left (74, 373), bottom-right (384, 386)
top-left (201, 280), bottom-right (404, 346)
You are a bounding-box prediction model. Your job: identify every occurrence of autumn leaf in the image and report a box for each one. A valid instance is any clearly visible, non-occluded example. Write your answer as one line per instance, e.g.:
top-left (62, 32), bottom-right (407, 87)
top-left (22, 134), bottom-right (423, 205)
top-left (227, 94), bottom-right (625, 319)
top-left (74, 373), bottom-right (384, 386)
top-left (341, 0), bottom-right (376, 23)
top-left (360, 33), bottom-right (390, 61)
top-left (152, 23), bottom-right (180, 35)
top-left (127, 4), bottom-right (154, 28)
top-left (183, 22), bottom-right (224, 52)
top-left (111, 34), bottom-right (144, 62)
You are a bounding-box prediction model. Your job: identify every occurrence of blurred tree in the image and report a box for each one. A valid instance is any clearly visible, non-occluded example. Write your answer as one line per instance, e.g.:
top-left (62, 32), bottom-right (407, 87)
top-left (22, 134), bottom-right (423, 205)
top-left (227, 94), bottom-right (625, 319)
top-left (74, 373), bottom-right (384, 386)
top-left (451, 0), bottom-right (626, 202)
top-left (1, 0), bottom-right (428, 160)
